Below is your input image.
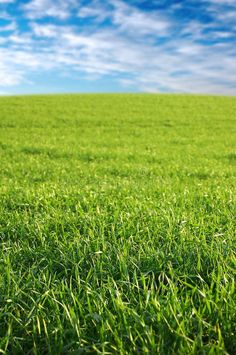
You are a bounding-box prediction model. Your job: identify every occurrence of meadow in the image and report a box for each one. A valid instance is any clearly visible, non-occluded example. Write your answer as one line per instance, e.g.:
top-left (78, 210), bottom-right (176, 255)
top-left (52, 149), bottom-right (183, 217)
top-left (0, 94), bottom-right (235, 354)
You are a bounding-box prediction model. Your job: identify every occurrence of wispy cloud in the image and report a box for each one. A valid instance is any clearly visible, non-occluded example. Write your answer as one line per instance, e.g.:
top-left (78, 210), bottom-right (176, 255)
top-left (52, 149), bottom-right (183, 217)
top-left (0, 21), bottom-right (16, 32)
top-left (78, 0), bottom-right (171, 36)
top-left (22, 0), bottom-right (77, 19)
top-left (0, 62), bottom-right (23, 86)
top-left (0, 0), bottom-right (235, 94)
top-left (0, 0), bottom-right (15, 3)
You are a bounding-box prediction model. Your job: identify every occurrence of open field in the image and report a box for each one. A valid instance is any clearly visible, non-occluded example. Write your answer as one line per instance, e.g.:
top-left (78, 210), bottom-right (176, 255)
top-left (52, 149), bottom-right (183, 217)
top-left (0, 94), bottom-right (236, 354)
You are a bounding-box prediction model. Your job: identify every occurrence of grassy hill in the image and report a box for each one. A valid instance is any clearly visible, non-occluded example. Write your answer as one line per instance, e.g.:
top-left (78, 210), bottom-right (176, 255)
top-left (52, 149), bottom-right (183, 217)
top-left (0, 94), bottom-right (235, 354)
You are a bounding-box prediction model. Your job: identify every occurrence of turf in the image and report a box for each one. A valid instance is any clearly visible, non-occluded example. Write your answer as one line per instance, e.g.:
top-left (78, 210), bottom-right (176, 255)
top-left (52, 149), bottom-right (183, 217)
top-left (0, 94), bottom-right (235, 354)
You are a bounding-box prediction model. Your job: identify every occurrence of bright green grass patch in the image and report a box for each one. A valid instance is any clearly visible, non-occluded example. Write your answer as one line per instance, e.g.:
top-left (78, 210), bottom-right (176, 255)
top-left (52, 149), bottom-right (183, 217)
top-left (0, 94), bottom-right (235, 354)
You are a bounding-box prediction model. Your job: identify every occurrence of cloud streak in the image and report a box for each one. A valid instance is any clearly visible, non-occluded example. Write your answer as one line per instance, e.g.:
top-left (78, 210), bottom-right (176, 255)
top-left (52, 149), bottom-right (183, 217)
top-left (22, 0), bottom-right (77, 19)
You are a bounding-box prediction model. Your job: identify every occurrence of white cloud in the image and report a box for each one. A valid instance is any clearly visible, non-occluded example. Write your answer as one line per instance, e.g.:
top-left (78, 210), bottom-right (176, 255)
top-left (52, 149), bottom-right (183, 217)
top-left (23, 0), bottom-right (77, 19)
top-left (208, 0), bottom-right (236, 4)
top-left (0, 63), bottom-right (23, 86)
top-left (206, 0), bottom-right (236, 23)
top-left (8, 33), bottom-right (33, 44)
top-left (0, 21), bottom-right (16, 32)
top-left (31, 23), bottom-right (59, 37)
top-left (111, 0), bottom-right (171, 36)
top-left (0, 0), bottom-right (15, 3)
top-left (78, 0), bottom-right (111, 22)
top-left (78, 0), bottom-right (171, 36)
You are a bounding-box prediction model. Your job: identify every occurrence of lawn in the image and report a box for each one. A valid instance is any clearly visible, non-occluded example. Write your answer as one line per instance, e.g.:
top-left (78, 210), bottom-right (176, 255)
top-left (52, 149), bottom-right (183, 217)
top-left (0, 94), bottom-right (235, 354)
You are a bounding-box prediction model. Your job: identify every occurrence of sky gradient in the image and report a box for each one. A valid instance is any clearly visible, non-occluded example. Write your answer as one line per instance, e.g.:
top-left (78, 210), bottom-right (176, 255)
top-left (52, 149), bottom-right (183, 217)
top-left (0, 0), bottom-right (236, 95)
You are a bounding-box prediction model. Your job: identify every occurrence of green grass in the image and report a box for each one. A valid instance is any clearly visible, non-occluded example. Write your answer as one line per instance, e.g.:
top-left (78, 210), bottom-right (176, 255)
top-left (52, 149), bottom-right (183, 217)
top-left (0, 94), bottom-right (235, 354)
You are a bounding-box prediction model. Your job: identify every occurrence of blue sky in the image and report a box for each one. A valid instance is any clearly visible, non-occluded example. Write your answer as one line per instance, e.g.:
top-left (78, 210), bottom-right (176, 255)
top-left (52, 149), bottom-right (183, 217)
top-left (0, 0), bottom-right (236, 95)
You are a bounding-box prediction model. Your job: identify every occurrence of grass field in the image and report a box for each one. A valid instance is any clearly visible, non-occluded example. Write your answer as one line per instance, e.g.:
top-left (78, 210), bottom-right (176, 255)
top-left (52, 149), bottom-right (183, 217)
top-left (0, 94), bottom-right (235, 354)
